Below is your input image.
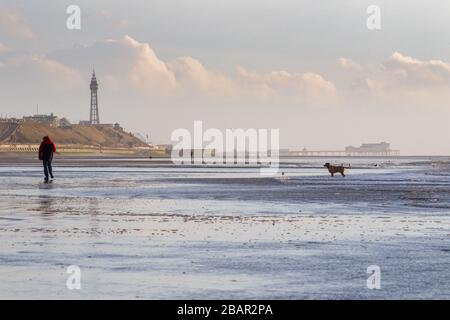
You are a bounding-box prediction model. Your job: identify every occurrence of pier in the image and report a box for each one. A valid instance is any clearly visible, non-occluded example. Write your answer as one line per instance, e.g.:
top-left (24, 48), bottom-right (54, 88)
top-left (290, 142), bottom-right (400, 157)
top-left (290, 149), bottom-right (400, 157)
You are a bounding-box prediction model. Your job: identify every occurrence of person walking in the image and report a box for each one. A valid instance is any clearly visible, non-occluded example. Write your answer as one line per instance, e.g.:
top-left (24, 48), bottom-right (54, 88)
top-left (38, 136), bottom-right (56, 183)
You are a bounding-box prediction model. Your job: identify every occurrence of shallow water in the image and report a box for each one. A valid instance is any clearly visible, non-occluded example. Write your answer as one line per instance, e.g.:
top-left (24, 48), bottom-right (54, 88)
top-left (0, 157), bottom-right (449, 299)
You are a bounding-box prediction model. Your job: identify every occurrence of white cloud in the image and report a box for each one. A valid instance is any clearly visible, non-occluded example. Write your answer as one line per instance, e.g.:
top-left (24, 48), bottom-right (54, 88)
top-left (0, 8), bottom-right (34, 40)
top-left (338, 57), bottom-right (360, 70)
top-left (347, 52), bottom-right (450, 108)
top-left (120, 36), bottom-right (177, 93)
top-left (383, 52), bottom-right (450, 87)
top-left (236, 68), bottom-right (338, 106)
top-left (168, 56), bottom-right (237, 96)
top-left (4, 38), bottom-right (449, 111)
top-left (49, 36), bottom-right (338, 107)
top-left (7, 55), bottom-right (80, 80)
top-left (0, 52), bottom-right (84, 95)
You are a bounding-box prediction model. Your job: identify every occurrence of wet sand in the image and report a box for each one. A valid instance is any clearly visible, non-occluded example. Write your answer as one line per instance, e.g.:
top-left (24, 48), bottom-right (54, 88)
top-left (0, 157), bottom-right (449, 299)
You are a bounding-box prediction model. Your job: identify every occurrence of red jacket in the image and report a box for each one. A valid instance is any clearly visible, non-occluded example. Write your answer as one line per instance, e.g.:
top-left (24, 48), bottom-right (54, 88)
top-left (39, 137), bottom-right (56, 161)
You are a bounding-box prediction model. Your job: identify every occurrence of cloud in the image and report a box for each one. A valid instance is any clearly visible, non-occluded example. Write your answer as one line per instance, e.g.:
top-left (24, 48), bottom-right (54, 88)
top-left (383, 52), bottom-right (450, 87)
top-left (338, 57), bottom-right (360, 70)
top-left (0, 8), bottom-right (34, 39)
top-left (168, 56), bottom-right (237, 96)
top-left (119, 36), bottom-right (177, 92)
top-left (0, 52), bottom-right (84, 95)
top-left (347, 52), bottom-right (450, 108)
top-left (236, 68), bottom-right (338, 106)
top-left (5, 55), bottom-right (80, 81)
top-left (3, 36), bottom-right (448, 111)
top-left (0, 50), bottom-right (85, 120)
top-left (49, 35), bottom-right (338, 106)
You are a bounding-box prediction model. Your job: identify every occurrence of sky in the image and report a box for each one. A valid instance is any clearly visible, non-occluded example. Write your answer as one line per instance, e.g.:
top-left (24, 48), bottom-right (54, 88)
top-left (1, 0), bottom-right (450, 154)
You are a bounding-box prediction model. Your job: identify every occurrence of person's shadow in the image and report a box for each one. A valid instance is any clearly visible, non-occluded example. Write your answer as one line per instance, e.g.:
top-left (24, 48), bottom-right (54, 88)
top-left (38, 181), bottom-right (55, 191)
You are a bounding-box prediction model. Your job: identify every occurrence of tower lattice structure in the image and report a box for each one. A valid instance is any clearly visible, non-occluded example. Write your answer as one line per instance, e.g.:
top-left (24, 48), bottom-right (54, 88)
top-left (89, 70), bottom-right (99, 125)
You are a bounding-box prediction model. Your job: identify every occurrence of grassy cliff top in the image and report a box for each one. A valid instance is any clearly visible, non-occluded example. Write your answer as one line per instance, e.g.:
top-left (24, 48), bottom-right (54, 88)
top-left (0, 122), bottom-right (148, 148)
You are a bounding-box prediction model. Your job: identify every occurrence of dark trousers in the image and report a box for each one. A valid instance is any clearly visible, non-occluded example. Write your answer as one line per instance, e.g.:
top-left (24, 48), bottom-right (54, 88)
top-left (43, 160), bottom-right (53, 179)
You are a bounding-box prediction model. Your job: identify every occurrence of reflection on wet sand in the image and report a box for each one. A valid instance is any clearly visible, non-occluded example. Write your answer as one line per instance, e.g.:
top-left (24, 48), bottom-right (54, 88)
top-left (38, 196), bottom-right (55, 215)
top-left (0, 159), bottom-right (449, 299)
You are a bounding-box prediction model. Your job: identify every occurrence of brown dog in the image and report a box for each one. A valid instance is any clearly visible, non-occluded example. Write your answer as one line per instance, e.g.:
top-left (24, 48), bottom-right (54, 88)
top-left (324, 163), bottom-right (348, 177)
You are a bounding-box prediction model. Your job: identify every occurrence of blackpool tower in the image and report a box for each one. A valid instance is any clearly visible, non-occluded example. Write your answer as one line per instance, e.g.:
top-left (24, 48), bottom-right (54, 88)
top-left (89, 70), bottom-right (99, 124)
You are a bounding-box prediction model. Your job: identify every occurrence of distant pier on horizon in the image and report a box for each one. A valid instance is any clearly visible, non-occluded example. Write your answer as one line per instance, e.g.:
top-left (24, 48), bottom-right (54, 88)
top-left (290, 142), bottom-right (400, 157)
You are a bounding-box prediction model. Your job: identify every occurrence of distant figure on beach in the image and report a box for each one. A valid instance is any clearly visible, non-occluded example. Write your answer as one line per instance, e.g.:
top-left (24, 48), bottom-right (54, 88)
top-left (324, 163), bottom-right (348, 177)
top-left (38, 136), bottom-right (56, 183)
top-left (279, 171), bottom-right (289, 181)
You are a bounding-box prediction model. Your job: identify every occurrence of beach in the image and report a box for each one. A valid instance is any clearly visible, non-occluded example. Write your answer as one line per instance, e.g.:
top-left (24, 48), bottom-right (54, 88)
top-left (0, 156), bottom-right (449, 299)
